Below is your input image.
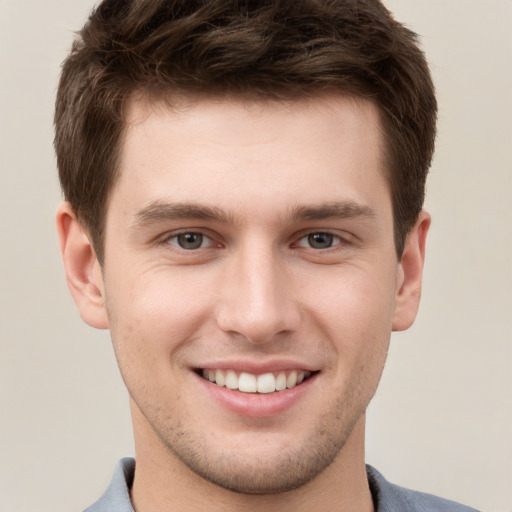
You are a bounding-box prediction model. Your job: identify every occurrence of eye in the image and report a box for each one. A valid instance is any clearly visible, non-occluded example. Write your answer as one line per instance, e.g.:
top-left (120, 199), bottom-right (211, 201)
top-left (169, 232), bottom-right (211, 250)
top-left (296, 232), bottom-right (341, 249)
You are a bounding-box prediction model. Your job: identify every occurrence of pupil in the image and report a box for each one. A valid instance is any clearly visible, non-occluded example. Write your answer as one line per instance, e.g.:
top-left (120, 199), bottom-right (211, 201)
top-left (178, 233), bottom-right (203, 249)
top-left (308, 233), bottom-right (333, 249)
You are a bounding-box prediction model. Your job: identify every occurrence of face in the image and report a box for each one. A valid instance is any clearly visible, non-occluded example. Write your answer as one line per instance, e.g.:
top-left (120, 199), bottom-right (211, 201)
top-left (76, 95), bottom-right (421, 493)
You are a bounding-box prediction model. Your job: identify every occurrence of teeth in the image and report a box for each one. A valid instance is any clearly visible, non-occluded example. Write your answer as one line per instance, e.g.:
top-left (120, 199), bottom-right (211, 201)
top-left (238, 372), bottom-right (257, 393)
top-left (215, 369), bottom-right (226, 387)
top-left (275, 372), bottom-right (287, 391)
top-left (225, 370), bottom-right (238, 390)
top-left (201, 369), bottom-right (312, 393)
top-left (287, 371), bottom-right (297, 388)
top-left (257, 373), bottom-right (275, 394)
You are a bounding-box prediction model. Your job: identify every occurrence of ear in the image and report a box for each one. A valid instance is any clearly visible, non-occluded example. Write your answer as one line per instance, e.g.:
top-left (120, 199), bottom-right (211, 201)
top-left (56, 202), bottom-right (109, 329)
top-left (392, 210), bottom-right (431, 331)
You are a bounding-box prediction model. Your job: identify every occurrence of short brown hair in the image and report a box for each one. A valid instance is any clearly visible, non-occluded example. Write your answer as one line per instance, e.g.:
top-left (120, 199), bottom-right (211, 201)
top-left (55, 0), bottom-right (437, 262)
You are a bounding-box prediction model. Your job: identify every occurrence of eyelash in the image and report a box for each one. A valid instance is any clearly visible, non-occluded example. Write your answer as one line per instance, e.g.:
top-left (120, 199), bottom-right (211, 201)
top-left (164, 231), bottom-right (219, 251)
top-left (293, 231), bottom-right (345, 250)
top-left (162, 230), bottom-right (348, 252)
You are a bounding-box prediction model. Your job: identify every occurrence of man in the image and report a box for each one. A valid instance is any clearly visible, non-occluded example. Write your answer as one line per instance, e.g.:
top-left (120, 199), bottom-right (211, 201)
top-left (54, 1), bottom-right (480, 510)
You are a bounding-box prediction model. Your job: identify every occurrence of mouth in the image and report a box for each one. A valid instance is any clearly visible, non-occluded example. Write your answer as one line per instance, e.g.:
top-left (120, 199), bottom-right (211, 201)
top-left (198, 369), bottom-right (316, 394)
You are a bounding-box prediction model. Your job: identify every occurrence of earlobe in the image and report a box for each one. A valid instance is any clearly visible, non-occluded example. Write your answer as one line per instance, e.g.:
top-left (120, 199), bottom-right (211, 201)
top-left (56, 203), bottom-right (109, 329)
top-left (392, 211), bottom-right (430, 332)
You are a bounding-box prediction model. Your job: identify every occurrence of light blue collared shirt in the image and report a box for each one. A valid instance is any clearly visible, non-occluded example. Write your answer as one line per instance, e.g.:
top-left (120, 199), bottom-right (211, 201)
top-left (83, 457), bottom-right (481, 512)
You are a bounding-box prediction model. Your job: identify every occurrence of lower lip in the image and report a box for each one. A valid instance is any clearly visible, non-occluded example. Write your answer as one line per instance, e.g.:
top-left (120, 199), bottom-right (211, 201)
top-left (195, 372), bottom-right (317, 418)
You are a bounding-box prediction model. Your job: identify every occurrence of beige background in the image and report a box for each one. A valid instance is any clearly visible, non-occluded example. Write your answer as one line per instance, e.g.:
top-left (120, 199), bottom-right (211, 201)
top-left (1, 1), bottom-right (510, 511)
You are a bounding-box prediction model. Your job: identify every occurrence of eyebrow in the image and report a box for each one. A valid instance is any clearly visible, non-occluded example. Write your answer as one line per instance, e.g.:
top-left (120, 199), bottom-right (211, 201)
top-left (133, 201), bottom-right (234, 227)
top-left (288, 201), bottom-right (377, 222)
top-left (133, 199), bottom-right (376, 228)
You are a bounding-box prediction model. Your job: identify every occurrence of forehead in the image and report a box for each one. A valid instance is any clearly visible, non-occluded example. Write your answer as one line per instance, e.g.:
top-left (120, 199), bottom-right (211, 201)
top-left (112, 94), bottom-right (389, 224)
top-left (123, 93), bottom-right (384, 150)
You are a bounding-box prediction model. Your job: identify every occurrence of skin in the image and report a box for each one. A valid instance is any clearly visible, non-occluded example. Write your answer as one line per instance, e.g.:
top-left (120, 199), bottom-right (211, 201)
top-left (57, 95), bottom-right (429, 512)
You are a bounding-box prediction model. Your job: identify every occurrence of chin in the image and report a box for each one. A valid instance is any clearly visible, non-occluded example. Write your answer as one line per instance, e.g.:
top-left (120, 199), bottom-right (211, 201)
top-left (157, 411), bottom-right (360, 495)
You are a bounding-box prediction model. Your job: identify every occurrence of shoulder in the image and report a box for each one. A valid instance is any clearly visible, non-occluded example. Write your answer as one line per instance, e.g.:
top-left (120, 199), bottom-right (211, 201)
top-left (84, 459), bottom-right (481, 512)
top-left (83, 457), bottom-right (135, 512)
top-left (366, 465), bottom-right (482, 512)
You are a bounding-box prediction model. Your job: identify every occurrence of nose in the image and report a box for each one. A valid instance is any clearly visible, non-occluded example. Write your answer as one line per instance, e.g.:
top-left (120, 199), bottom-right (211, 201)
top-left (215, 240), bottom-right (300, 344)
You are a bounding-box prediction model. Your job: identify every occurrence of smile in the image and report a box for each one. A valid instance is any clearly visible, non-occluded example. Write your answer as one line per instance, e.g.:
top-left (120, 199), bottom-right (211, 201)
top-left (200, 369), bottom-right (314, 394)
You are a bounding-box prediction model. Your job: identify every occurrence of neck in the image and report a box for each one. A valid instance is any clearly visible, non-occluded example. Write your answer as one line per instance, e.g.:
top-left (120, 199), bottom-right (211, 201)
top-left (130, 412), bottom-right (373, 512)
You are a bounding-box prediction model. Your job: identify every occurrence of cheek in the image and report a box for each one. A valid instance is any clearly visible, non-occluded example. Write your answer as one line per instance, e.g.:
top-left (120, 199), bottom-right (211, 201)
top-left (305, 263), bottom-right (398, 332)
top-left (109, 266), bottom-right (213, 327)
top-left (104, 270), bottom-right (214, 374)
top-left (300, 264), bottom-right (396, 378)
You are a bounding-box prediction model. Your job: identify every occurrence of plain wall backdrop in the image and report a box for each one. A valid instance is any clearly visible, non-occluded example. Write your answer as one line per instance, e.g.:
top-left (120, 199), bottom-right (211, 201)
top-left (0, 1), bottom-right (510, 511)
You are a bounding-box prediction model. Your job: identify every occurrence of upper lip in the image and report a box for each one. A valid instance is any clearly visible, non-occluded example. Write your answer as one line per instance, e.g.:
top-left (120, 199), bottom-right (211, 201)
top-left (193, 358), bottom-right (320, 374)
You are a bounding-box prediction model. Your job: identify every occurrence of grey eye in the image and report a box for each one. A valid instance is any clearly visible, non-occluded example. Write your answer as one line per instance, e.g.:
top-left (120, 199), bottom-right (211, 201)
top-left (176, 233), bottom-right (204, 250)
top-left (307, 233), bottom-right (334, 249)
